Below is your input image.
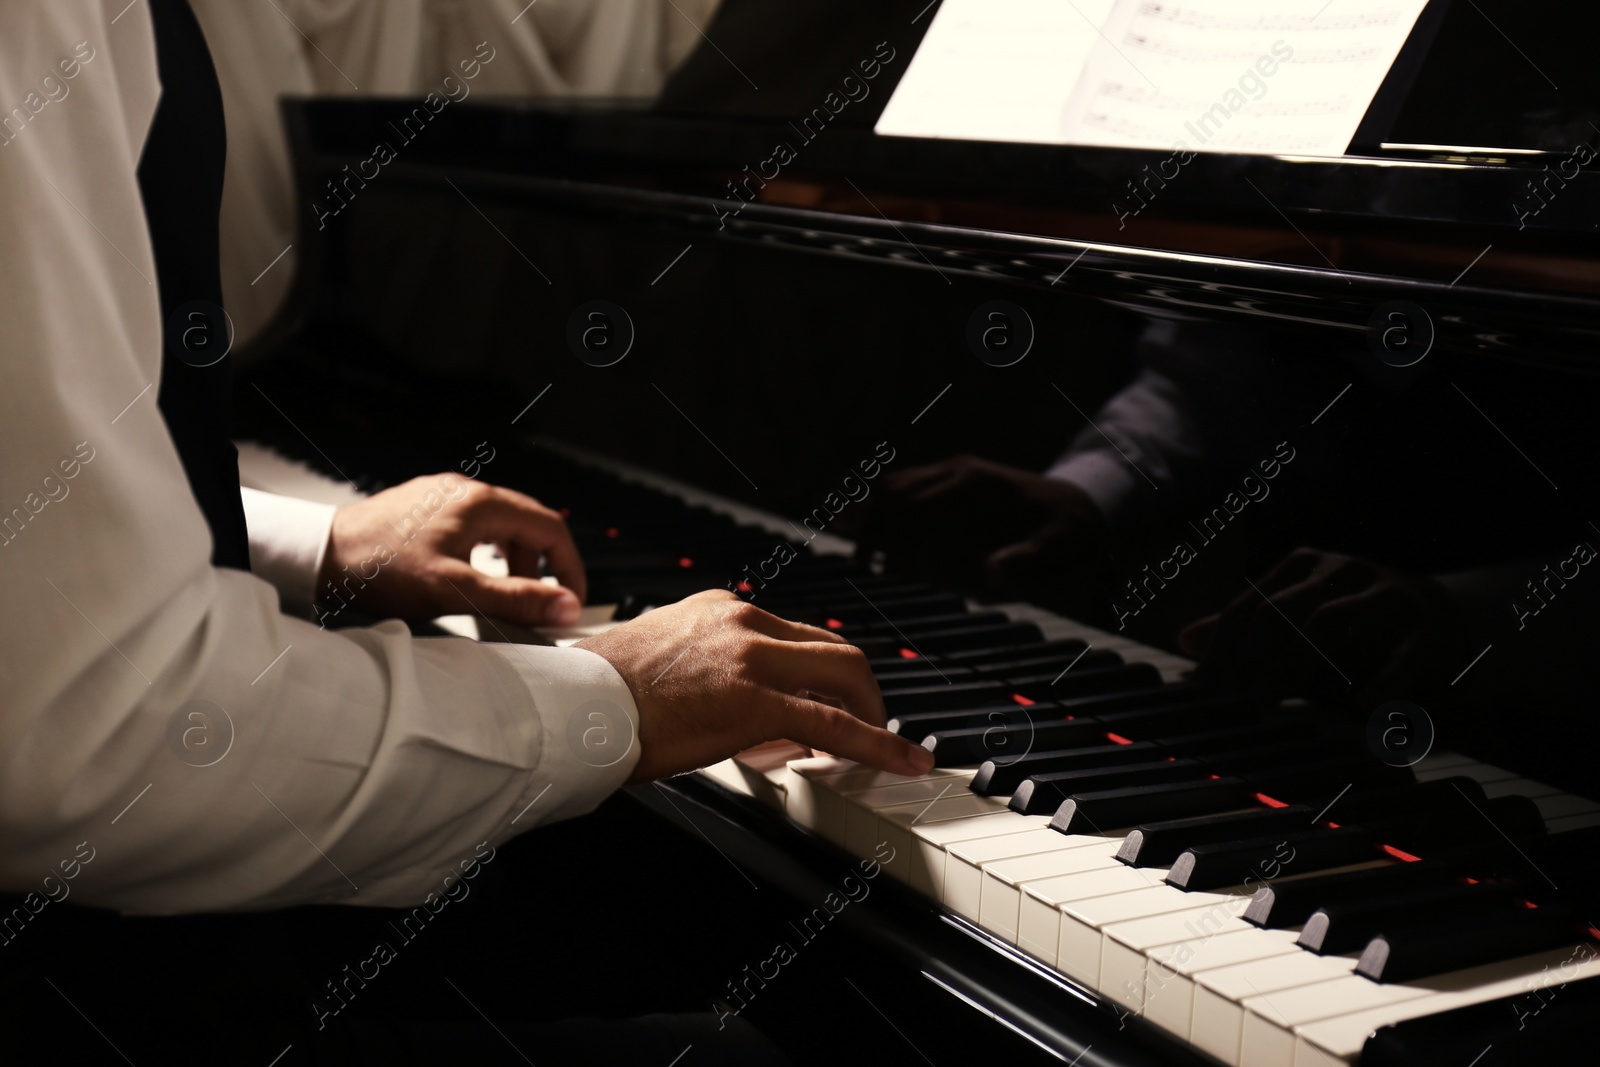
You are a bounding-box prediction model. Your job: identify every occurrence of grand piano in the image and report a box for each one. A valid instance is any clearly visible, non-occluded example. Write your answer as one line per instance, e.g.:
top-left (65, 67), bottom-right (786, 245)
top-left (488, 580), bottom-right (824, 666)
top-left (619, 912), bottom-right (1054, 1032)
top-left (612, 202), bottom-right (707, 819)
top-left (234, 1), bottom-right (1600, 1062)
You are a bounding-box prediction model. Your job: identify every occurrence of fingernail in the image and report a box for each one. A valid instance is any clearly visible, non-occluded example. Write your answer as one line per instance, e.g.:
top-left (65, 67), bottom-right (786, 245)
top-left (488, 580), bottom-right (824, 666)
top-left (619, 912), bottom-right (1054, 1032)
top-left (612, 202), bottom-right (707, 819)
top-left (906, 745), bottom-right (935, 775)
top-left (548, 591), bottom-right (581, 627)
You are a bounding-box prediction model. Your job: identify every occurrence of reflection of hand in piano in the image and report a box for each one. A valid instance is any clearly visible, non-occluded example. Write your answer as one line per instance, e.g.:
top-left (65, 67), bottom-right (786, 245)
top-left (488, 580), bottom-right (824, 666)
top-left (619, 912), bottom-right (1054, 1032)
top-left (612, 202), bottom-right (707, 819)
top-left (1177, 546), bottom-right (1471, 705)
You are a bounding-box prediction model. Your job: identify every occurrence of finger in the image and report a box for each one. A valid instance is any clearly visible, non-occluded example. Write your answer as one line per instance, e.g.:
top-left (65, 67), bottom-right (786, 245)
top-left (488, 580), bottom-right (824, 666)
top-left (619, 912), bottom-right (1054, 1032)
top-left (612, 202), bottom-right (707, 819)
top-left (477, 489), bottom-right (588, 604)
top-left (1177, 613), bottom-right (1221, 657)
top-left (1213, 574), bottom-right (1360, 694)
top-left (779, 695), bottom-right (934, 776)
top-left (437, 558), bottom-right (583, 627)
top-left (983, 531), bottom-right (1058, 597)
top-left (729, 602), bottom-right (849, 646)
top-left (753, 640), bottom-right (886, 727)
top-left (1199, 552), bottom-right (1341, 677)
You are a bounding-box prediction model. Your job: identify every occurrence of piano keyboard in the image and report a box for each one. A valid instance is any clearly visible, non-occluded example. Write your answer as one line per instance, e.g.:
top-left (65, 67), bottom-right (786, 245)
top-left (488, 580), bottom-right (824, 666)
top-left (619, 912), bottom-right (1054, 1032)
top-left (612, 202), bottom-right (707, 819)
top-left (238, 437), bottom-right (1600, 1066)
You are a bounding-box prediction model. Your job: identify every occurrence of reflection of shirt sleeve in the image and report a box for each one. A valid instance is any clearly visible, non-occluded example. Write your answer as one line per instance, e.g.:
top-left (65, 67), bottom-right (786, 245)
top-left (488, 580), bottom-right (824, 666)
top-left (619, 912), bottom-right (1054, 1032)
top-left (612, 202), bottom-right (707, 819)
top-left (1044, 318), bottom-right (1293, 534)
top-left (0, 2), bottom-right (637, 916)
top-left (1045, 366), bottom-right (1205, 535)
top-left (241, 487), bottom-right (336, 619)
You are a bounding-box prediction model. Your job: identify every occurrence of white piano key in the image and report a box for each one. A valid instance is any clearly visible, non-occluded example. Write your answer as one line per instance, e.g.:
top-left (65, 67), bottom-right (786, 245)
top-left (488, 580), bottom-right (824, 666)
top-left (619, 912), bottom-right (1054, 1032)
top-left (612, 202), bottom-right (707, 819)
top-left (1239, 973), bottom-right (1433, 1067)
top-left (783, 756), bottom-right (962, 840)
top-left (1534, 793), bottom-right (1600, 821)
top-left (1058, 885), bottom-right (1244, 993)
top-left (843, 773), bottom-right (985, 856)
top-left (1445, 760), bottom-right (1521, 786)
top-left (1014, 865), bottom-right (1166, 968)
top-left (875, 798), bottom-right (1028, 895)
top-left (1143, 927), bottom-right (1302, 1041)
top-left (1190, 951), bottom-right (1359, 1066)
top-left (1547, 810), bottom-right (1600, 832)
top-left (1292, 945), bottom-right (1600, 1066)
top-left (697, 742), bottom-right (810, 809)
top-left (943, 828), bottom-right (1104, 921)
top-left (978, 841), bottom-right (1126, 944)
top-left (1481, 776), bottom-right (1564, 799)
top-left (1100, 900), bottom-right (1255, 1014)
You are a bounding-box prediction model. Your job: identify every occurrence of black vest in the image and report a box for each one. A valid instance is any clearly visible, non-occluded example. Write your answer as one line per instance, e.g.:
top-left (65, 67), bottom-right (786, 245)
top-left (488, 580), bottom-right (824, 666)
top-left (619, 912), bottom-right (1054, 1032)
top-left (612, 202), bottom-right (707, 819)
top-left (138, 0), bottom-right (251, 570)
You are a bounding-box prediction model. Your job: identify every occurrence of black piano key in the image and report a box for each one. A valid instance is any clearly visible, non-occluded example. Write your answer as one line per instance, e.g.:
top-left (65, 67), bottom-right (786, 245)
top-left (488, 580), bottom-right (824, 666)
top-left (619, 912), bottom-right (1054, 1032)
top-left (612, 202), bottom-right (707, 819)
top-left (1009, 759), bottom-right (1207, 815)
top-left (787, 595), bottom-right (968, 627)
top-left (941, 638), bottom-right (1088, 667)
top-left (856, 621), bottom-right (1043, 658)
top-left (889, 703), bottom-right (1043, 744)
top-left (1315, 775), bottom-right (1488, 823)
top-left (1248, 756), bottom-right (1415, 803)
top-left (1357, 906), bottom-right (1588, 983)
top-left (968, 648), bottom-right (1122, 677)
top-left (919, 695), bottom-right (1247, 765)
top-left (1300, 883), bottom-right (1522, 954)
top-left (1117, 805), bottom-right (1317, 866)
top-left (1361, 972), bottom-right (1600, 1067)
top-left (881, 681), bottom-right (1011, 715)
top-left (849, 611), bottom-right (1012, 638)
top-left (1167, 826), bottom-right (1387, 891)
top-left (1244, 859), bottom-right (1464, 928)
top-left (1007, 662), bottom-right (1163, 701)
top-left (1151, 718), bottom-right (1323, 752)
top-left (1050, 778), bottom-right (1258, 834)
top-left (922, 715), bottom-right (1106, 767)
top-left (971, 742), bottom-right (1164, 795)
top-left (1167, 787), bottom-right (1527, 891)
top-left (875, 666), bottom-right (978, 688)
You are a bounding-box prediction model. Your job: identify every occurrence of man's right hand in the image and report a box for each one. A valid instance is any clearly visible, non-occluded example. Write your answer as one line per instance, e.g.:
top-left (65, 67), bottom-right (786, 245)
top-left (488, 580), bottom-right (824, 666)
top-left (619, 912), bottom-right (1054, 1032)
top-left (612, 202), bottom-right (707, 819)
top-left (576, 590), bottom-right (936, 783)
top-left (843, 454), bottom-right (1107, 603)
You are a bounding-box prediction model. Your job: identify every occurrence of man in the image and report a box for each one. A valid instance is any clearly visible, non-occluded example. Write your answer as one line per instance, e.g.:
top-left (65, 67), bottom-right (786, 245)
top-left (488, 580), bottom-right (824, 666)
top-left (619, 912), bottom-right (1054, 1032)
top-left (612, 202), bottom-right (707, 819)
top-left (0, 2), bottom-right (926, 1060)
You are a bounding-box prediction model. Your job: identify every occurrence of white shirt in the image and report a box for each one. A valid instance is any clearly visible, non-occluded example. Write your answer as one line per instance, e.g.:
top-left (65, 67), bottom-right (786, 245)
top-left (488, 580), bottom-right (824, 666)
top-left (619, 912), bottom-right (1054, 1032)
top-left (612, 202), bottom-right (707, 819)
top-left (0, 0), bottom-right (640, 915)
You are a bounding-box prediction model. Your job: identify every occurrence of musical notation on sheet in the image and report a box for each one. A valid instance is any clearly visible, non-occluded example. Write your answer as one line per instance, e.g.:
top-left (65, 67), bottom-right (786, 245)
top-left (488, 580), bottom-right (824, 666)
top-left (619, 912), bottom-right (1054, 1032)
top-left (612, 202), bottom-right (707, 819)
top-left (877, 0), bottom-right (1430, 157)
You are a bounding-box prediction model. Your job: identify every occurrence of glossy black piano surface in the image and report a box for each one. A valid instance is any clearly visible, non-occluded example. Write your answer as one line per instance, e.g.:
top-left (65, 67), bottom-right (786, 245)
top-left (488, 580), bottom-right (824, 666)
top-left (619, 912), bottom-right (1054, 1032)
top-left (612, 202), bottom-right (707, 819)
top-left (230, 1), bottom-right (1600, 1062)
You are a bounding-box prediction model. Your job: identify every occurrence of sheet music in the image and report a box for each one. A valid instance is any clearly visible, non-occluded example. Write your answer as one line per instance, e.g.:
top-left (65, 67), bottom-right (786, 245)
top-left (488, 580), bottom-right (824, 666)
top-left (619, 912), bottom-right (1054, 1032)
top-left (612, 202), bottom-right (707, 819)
top-left (876, 0), bottom-right (1116, 144)
top-left (877, 0), bottom-right (1430, 157)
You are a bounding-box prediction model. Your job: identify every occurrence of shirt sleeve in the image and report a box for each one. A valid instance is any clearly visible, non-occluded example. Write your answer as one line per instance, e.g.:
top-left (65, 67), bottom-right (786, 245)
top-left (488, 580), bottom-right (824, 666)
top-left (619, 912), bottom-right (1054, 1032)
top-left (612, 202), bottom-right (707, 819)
top-left (0, 1), bottom-right (638, 916)
top-left (240, 487), bottom-right (337, 618)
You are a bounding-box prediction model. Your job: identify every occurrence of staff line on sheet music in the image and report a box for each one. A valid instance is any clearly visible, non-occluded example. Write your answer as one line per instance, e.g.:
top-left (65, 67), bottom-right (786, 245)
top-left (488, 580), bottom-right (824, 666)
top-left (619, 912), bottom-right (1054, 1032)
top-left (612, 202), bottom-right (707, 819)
top-left (445, 178), bottom-right (553, 284)
top-left (843, 177), bottom-right (952, 284)
top-left (653, 383), bottom-right (761, 490)
top-left (1065, 0), bottom-right (1158, 90)
top-left (1051, 383), bottom-right (1159, 490)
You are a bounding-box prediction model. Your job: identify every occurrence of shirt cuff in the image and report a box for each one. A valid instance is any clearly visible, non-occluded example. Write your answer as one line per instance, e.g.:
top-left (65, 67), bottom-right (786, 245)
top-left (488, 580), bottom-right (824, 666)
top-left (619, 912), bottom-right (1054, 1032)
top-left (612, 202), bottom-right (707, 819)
top-left (240, 486), bottom-right (337, 618)
top-left (1045, 450), bottom-right (1144, 536)
top-left (481, 643), bottom-right (642, 824)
